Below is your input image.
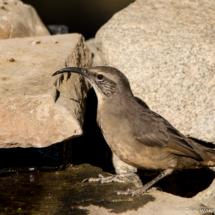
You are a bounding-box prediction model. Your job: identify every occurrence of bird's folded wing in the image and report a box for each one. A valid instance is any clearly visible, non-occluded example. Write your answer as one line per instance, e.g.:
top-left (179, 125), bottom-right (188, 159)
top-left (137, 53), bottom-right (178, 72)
top-left (135, 130), bottom-right (202, 161)
top-left (133, 111), bottom-right (203, 161)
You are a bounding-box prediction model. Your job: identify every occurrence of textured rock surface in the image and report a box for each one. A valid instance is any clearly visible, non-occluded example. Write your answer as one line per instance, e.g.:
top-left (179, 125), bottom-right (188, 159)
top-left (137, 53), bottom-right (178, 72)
top-left (0, 163), bottom-right (212, 215)
top-left (0, 0), bottom-right (50, 39)
top-left (78, 194), bottom-right (203, 215)
top-left (86, 38), bottom-right (102, 66)
top-left (112, 152), bottom-right (137, 174)
top-left (96, 0), bottom-right (215, 144)
top-left (194, 178), bottom-right (215, 207)
top-left (0, 33), bottom-right (92, 148)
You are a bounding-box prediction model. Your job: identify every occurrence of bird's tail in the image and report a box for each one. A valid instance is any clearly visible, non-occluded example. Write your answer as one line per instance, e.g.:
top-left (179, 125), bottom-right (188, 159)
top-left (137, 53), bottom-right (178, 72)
top-left (203, 148), bottom-right (215, 162)
top-left (195, 146), bottom-right (215, 167)
top-left (187, 138), bottom-right (215, 166)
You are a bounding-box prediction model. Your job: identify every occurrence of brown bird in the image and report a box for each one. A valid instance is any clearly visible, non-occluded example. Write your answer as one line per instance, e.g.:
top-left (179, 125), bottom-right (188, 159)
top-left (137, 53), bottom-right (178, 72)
top-left (53, 66), bottom-right (215, 196)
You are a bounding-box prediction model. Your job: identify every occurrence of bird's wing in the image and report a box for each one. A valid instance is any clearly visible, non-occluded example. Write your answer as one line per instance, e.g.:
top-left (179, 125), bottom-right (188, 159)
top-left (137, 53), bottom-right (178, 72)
top-left (132, 109), bottom-right (203, 161)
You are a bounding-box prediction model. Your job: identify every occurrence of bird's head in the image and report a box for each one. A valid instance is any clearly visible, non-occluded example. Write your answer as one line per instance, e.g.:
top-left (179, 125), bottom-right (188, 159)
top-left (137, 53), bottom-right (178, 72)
top-left (52, 66), bottom-right (133, 101)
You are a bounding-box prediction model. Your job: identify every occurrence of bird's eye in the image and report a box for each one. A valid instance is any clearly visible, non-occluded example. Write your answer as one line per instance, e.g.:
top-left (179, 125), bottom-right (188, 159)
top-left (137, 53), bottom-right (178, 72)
top-left (97, 74), bottom-right (104, 80)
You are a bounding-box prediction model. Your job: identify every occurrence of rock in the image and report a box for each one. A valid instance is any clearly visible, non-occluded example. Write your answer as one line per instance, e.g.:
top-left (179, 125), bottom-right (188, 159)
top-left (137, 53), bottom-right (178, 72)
top-left (47, 25), bottom-right (69, 35)
top-left (194, 178), bottom-right (215, 207)
top-left (79, 192), bottom-right (203, 215)
top-left (0, 33), bottom-right (93, 148)
top-left (95, 0), bottom-right (215, 144)
top-left (1, 163), bottom-right (211, 215)
top-left (86, 38), bottom-right (102, 66)
top-left (0, 0), bottom-right (50, 39)
top-left (112, 152), bottom-right (137, 174)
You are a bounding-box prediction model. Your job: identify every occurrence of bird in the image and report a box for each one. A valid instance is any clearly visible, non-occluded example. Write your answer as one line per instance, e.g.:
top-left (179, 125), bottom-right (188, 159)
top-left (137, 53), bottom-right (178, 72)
top-left (52, 66), bottom-right (215, 196)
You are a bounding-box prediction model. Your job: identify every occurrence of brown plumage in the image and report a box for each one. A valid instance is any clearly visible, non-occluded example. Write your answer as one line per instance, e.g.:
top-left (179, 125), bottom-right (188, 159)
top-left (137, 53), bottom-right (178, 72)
top-left (53, 66), bottom-right (215, 196)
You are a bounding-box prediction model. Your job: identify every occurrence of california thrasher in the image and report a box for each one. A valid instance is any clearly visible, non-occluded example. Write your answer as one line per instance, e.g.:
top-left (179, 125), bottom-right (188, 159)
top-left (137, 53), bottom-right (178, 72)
top-left (53, 66), bottom-right (215, 196)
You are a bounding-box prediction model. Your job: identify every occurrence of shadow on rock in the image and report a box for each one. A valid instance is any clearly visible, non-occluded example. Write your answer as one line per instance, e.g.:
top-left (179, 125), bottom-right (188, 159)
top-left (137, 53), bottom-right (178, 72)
top-left (71, 89), bottom-right (115, 173)
top-left (137, 167), bottom-right (215, 198)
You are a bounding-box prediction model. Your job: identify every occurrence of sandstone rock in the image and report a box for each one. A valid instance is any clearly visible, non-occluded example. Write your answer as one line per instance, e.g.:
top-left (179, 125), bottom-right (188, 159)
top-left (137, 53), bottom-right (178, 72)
top-left (112, 152), bottom-right (137, 174)
top-left (95, 0), bottom-right (215, 144)
top-left (0, 0), bottom-right (50, 39)
top-left (86, 38), bottom-right (102, 66)
top-left (194, 178), bottom-right (215, 207)
top-left (79, 189), bottom-right (205, 215)
top-left (0, 33), bottom-right (93, 148)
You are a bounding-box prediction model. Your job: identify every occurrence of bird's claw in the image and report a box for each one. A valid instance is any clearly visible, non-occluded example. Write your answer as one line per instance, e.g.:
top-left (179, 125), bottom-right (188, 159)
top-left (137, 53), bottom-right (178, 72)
top-left (82, 178), bottom-right (89, 183)
top-left (146, 186), bottom-right (162, 192)
top-left (116, 188), bottom-right (146, 196)
top-left (116, 186), bottom-right (160, 196)
top-left (82, 174), bottom-right (126, 184)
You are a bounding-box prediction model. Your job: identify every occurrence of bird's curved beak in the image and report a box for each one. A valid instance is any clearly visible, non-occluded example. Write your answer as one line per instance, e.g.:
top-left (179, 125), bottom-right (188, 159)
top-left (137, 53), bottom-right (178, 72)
top-left (52, 67), bottom-right (89, 78)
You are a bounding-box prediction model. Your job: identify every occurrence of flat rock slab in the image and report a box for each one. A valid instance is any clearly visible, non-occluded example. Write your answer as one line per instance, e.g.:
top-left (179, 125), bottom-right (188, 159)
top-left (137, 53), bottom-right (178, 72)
top-left (96, 0), bottom-right (215, 144)
top-left (0, 0), bottom-right (50, 39)
top-left (0, 164), bottom-right (213, 215)
top-left (0, 33), bottom-right (92, 148)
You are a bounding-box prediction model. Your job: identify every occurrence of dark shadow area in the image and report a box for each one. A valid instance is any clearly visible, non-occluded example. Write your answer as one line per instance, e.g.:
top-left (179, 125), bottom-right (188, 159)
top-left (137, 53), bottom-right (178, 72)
top-left (189, 136), bottom-right (215, 148)
top-left (22, 0), bottom-right (135, 39)
top-left (137, 167), bottom-right (215, 198)
top-left (0, 141), bottom-right (72, 175)
top-left (72, 88), bottom-right (115, 173)
top-left (55, 89), bottom-right (60, 102)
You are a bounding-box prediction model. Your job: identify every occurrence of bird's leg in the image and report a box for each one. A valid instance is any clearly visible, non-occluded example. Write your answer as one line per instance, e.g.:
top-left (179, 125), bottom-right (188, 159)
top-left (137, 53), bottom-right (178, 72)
top-left (82, 172), bottom-right (137, 183)
top-left (116, 169), bottom-right (173, 196)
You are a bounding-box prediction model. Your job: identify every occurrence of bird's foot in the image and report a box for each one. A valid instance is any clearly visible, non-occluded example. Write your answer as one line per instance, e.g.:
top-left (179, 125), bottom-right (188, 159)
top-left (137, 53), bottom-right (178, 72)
top-left (115, 186), bottom-right (161, 197)
top-left (82, 173), bottom-right (137, 184)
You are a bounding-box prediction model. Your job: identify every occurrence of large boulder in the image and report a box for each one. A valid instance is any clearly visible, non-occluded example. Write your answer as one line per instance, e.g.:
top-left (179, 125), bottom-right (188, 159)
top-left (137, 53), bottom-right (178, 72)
top-left (0, 33), bottom-right (93, 148)
top-left (86, 38), bottom-right (102, 66)
top-left (0, 0), bottom-right (50, 39)
top-left (95, 0), bottom-right (215, 144)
